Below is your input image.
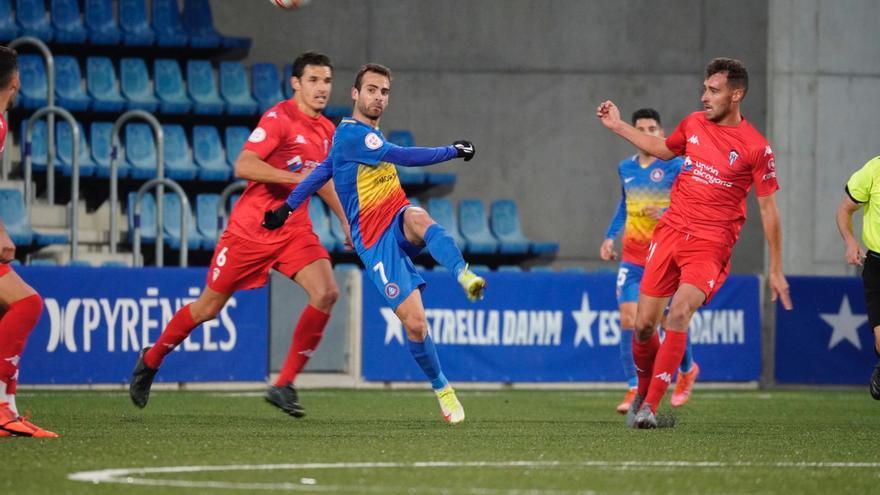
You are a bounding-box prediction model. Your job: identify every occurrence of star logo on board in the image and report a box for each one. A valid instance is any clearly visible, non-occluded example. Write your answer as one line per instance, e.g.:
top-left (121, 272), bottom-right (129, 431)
top-left (381, 307), bottom-right (404, 345)
top-left (820, 295), bottom-right (867, 350)
top-left (572, 292), bottom-right (598, 347)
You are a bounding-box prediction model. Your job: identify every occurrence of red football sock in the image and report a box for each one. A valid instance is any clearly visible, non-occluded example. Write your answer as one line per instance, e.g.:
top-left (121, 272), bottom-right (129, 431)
top-left (144, 304), bottom-right (196, 369)
top-left (632, 331), bottom-right (661, 398)
top-left (0, 294), bottom-right (43, 396)
top-left (275, 305), bottom-right (330, 386)
top-left (644, 330), bottom-right (689, 412)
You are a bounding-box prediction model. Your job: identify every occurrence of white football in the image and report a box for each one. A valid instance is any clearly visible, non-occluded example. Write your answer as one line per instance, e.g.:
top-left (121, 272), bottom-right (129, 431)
top-left (270, 0), bottom-right (312, 9)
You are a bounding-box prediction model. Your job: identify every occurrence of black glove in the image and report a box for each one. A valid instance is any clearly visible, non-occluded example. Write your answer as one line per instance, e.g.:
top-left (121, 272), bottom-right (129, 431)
top-left (453, 140), bottom-right (475, 161)
top-left (262, 204), bottom-right (292, 230)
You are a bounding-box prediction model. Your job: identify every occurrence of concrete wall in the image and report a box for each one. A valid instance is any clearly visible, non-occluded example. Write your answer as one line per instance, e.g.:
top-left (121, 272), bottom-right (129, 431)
top-left (212, 0), bottom-right (769, 272)
top-left (769, 0), bottom-right (880, 276)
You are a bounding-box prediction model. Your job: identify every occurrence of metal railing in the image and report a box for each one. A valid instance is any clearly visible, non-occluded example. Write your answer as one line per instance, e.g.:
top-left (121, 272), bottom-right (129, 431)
top-left (132, 178), bottom-right (190, 268)
top-left (7, 37), bottom-right (55, 193)
top-left (22, 106), bottom-right (80, 260)
top-left (108, 110), bottom-right (164, 257)
top-left (216, 180), bottom-right (246, 241)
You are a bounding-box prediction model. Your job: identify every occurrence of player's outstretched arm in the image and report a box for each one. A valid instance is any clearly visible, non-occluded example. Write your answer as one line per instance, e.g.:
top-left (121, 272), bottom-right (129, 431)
top-left (262, 159), bottom-right (333, 230)
top-left (596, 100), bottom-right (676, 160)
top-left (757, 193), bottom-right (793, 310)
top-left (235, 150), bottom-right (304, 185)
top-left (0, 220), bottom-right (16, 263)
top-left (836, 194), bottom-right (865, 266)
top-left (382, 141), bottom-right (474, 168)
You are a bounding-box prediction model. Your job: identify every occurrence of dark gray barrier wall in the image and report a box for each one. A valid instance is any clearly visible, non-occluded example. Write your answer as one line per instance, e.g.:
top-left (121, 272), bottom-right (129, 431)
top-left (212, 0), bottom-right (769, 273)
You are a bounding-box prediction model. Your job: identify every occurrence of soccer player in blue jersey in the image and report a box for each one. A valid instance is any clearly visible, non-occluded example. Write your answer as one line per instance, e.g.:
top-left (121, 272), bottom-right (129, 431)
top-left (600, 108), bottom-right (699, 414)
top-left (263, 63), bottom-right (484, 424)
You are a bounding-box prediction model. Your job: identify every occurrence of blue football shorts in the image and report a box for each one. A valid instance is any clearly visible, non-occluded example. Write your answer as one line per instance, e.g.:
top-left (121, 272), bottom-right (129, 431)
top-left (359, 206), bottom-right (426, 310)
top-left (616, 261), bottom-right (644, 305)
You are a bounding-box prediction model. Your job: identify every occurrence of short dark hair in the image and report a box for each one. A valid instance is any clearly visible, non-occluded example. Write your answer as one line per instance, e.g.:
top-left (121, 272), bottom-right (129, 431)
top-left (0, 46), bottom-right (18, 90)
top-left (291, 51), bottom-right (332, 79)
top-left (631, 108), bottom-right (661, 126)
top-left (706, 57), bottom-right (748, 96)
top-left (353, 63), bottom-right (392, 90)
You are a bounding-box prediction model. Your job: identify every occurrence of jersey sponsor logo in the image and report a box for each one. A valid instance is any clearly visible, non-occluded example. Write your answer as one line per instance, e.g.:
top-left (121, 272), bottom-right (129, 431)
top-left (364, 132), bottom-right (384, 150)
top-left (688, 134), bottom-right (700, 145)
top-left (295, 134), bottom-right (307, 144)
top-left (248, 127), bottom-right (267, 143)
top-left (384, 282), bottom-right (400, 299)
top-left (650, 168), bottom-right (665, 182)
top-left (728, 150), bottom-right (739, 167)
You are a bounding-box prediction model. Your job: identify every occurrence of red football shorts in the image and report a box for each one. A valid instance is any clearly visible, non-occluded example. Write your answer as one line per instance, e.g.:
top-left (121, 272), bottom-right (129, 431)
top-left (640, 222), bottom-right (732, 304)
top-left (206, 229), bottom-right (330, 294)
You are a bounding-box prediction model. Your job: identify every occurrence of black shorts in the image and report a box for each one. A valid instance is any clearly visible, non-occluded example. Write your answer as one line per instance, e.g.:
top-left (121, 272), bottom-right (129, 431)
top-left (863, 251), bottom-right (880, 329)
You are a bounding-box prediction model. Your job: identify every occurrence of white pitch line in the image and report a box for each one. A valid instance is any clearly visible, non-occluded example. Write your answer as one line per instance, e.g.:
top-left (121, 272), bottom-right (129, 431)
top-left (67, 459), bottom-right (880, 493)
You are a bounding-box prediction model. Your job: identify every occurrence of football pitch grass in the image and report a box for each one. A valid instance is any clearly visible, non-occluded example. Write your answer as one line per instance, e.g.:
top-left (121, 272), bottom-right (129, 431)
top-left (3, 388), bottom-right (879, 494)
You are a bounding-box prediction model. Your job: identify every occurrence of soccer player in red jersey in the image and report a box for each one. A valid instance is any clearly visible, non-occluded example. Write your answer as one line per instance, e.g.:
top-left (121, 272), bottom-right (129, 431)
top-left (130, 52), bottom-right (351, 418)
top-left (597, 58), bottom-right (793, 428)
top-left (0, 46), bottom-right (57, 437)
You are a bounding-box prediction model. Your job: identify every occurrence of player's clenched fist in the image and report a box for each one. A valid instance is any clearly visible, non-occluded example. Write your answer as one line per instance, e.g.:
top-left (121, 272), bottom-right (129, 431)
top-left (263, 204), bottom-right (292, 230)
top-left (453, 140), bottom-right (475, 161)
top-left (596, 100), bottom-right (622, 130)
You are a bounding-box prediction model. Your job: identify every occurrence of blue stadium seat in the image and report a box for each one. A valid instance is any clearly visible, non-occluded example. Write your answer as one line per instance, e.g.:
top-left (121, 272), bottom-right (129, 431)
top-left (162, 124), bottom-right (197, 181)
top-left (119, 0), bottom-right (153, 46)
top-left (187, 60), bottom-right (225, 115)
top-left (20, 119), bottom-right (47, 172)
top-left (56, 121), bottom-right (96, 177)
top-left (251, 63), bottom-right (284, 113)
top-left (426, 198), bottom-right (467, 250)
top-left (84, 0), bottom-right (120, 45)
top-left (334, 263), bottom-right (360, 272)
top-left (387, 130), bottom-right (426, 185)
top-left (497, 265), bottom-right (523, 272)
top-left (458, 199), bottom-right (498, 254)
top-left (219, 61), bottom-right (258, 115)
top-left (151, 0), bottom-right (188, 47)
top-left (308, 196), bottom-right (338, 252)
top-left (91, 121), bottom-right (132, 178)
top-left (67, 259), bottom-right (93, 267)
top-left (323, 105), bottom-right (350, 121)
top-left (29, 258), bottom-right (58, 266)
top-left (51, 0), bottom-right (88, 43)
top-left (180, 0), bottom-right (219, 48)
top-left (195, 193), bottom-right (219, 249)
top-left (54, 55), bottom-right (91, 111)
top-left (192, 126), bottom-right (230, 181)
top-left (17, 54), bottom-right (48, 109)
top-left (0, 0), bottom-right (20, 41)
top-left (16, 0), bottom-right (53, 41)
top-left (127, 191), bottom-right (156, 244)
top-left (489, 199), bottom-right (530, 255)
top-left (469, 264), bottom-right (491, 273)
top-left (531, 240), bottom-right (561, 255)
top-left (0, 189), bottom-right (34, 245)
top-left (564, 266), bottom-right (586, 273)
top-left (530, 266), bottom-right (554, 272)
top-left (87, 57), bottom-right (126, 112)
top-left (125, 123), bottom-right (158, 179)
top-left (282, 64), bottom-right (294, 99)
top-left (154, 59), bottom-right (191, 114)
top-left (163, 193), bottom-right (202, 250)
top-left (101, 260), bottom-right (128, 267)
top-left (224, 126), bottom-right (249, 168)
top-left (120, 58), bottom-right (159, 112)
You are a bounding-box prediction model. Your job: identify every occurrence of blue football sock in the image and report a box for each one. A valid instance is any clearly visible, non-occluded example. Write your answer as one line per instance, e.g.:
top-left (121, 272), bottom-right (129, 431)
top-left (619, 328), bottom-right (638, 388)
top-left (679, 332), bottom-right (694, 373)
top-left (408, 334), bottom-right (449, 390)
top-left (424, 224), bottom-right (466, 279)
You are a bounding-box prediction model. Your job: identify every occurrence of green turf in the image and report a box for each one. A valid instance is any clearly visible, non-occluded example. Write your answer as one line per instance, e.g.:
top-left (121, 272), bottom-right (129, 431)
top-left (2, 389), bottom-right (878, 494)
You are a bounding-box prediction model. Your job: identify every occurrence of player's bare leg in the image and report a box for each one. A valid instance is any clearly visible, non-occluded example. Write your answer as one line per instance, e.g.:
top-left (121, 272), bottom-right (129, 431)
top-left (627, 293), bottom-right (668, 428)
top-left (130, 287), bottom-right (231, 408)
top-left (616, 301), bottom-right (638, 413)
top-left (266, 259), bottom-right (338, 417)
top-left (403, 207), bottom-right (485, 301)
top-left (0, 270), bottom-right (56, 437)
top-left (396, 289), bottom-right (464, 424)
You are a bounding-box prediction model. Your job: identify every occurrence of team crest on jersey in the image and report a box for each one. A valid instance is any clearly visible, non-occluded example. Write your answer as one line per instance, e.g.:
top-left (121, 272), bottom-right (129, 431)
top-left (287, 155), bottom-right (303, 172)
top-left (248, 127), bottom-right (267, 143)
top-left (768, 158), bottom-right (776, 171)
top-left (365, 132), bottom-right (384, 150)
top-left (728, 150), bottom-right (739, 166)
top-left (650, 168), bottom-right (665, 182)
top-left (384, 282), bottom-right (400, 299)
top-left (682, 156), bottom-right (694, 172)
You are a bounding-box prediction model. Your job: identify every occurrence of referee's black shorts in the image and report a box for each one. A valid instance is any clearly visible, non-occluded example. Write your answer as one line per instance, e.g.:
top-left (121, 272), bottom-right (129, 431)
top-left (863, 251), bottom-right (880, 329)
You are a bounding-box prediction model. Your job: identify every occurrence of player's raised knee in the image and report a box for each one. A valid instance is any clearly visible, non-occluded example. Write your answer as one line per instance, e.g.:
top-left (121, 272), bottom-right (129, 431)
top-left (402, 317), bottom-right (429, 342)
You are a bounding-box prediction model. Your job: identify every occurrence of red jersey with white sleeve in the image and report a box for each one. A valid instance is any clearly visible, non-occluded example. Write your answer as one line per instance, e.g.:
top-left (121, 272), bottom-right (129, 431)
top-left (225, 99), bottom-right (335, 244)
top-left (662, 111), bottom-right (779, 247)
